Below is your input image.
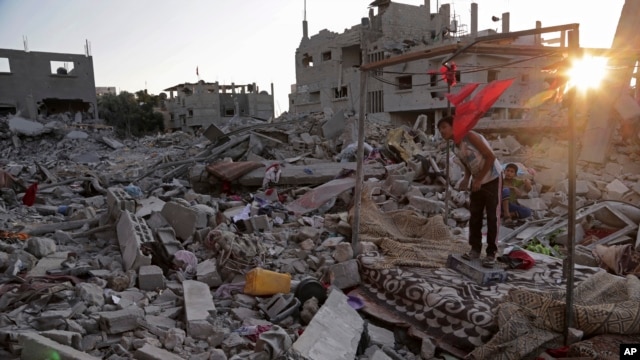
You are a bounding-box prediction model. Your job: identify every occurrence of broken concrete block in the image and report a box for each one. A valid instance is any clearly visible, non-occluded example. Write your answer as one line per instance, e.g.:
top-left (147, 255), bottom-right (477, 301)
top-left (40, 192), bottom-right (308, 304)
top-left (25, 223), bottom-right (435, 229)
top-left (196, 259), bottom-right (223, 288)
top-left (98, 307), bottom-right (144, 334)
top-left (183, 280), bottom-right (216, 339)
top-left (555, 180), bottom-right (589, 195)
top-left (28, 251), bottom-right (69, 277)
top-left (585, 182), bottom-right (602, 200)
top-left (516, 198), bottom-right (548, 211)
top-left (371, 349), bottom-right (394, 360)
top-left (291, 289), bottom-right (364, 360)
top-left (244, 214), bottom-right (271, 232)
top-left (102, 136), bottom-right (124, 149)
top-left (107, 187), bottom-right (136, 221)
top-left (535, 169), bottom-right (566, 189)
top-left (332, 242), bottom-right (354, 263)
top-left (604, 162), bottom-right (623, 177)
top-left (25, 236), bottom-right (56, 258)
top-left (367, 323), bottom-right (395, 348)
top-left (451, 208), bottom-right (471, 222)
top-left (20, 332), bottom-right (100, 360)
top-left (40, 330), bottom-right (83, 350)
top-left (161, 201), bottom-right (207, 240)
top-left (605, 179), bottom-right (630, 201)
top-left (152, 228), bottom-right (181, 258)
top-left (322, 109), bottom-right (346, 140)
top-left (76, 282), bottom-right (105, 307)
top-left (330, 259), bottom-right (361, 289)
top-left (117, 210), bottom-right (154, 271)
top-left (296, 226), bottom-right (321, 242)
top-left (421, 337), bottom-right (437, 359)
top-left (379, 200), bottom-right (398, 212)
top-left (389, 179), bottom-right (409, 197)
top-left (502, 135), bottom-right (522, 155)
top-left (408, 196), bottom-right (444, 214)
top-left (138, 265), bottom-right (165, 291)
top-left (135, 196), bottom-right (166, 218)
top-left (134, 343), bottom-right (185, 360)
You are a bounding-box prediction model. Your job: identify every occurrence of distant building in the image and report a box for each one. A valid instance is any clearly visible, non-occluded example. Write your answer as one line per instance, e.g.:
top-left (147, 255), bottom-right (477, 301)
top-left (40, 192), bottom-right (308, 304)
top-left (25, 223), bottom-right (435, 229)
top-left (288, 0), bottom-right (570, 134)
top-left (163, 81), bottom-right (275, 133)
top-left (96, 86), bottom-right (117, 97)
top-left (0, 48), bottom-right (98, 119)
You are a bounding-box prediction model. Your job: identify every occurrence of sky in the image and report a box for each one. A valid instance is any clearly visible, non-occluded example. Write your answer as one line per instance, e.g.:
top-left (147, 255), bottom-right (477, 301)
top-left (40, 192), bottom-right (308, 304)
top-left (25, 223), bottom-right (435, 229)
top-left (0, 0), bottom-right (625, 116)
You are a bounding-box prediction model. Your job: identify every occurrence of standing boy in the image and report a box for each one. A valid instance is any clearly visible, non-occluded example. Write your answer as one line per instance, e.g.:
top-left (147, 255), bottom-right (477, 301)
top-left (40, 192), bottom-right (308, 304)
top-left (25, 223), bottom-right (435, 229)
top-left (437, 116), bottom-right (502, 267)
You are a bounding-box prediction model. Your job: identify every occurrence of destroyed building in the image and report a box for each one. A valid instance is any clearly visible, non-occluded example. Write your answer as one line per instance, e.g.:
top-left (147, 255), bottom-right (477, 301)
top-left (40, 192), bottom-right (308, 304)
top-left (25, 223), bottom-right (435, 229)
top-left (288, 0), bottom-right (638, 143)
top-left (163, 81), bottom-right (275, 134)
top-left (0, 48), bottom-right (98, 119)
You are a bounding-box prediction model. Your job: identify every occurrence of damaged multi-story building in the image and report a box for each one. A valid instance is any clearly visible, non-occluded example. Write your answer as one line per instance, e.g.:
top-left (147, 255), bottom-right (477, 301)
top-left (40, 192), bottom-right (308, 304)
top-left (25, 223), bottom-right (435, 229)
top-left (288, 0), bottom-right (638, 150)
top-left (163, 81), bottom-right (275, 133)
top-left (0, 48), bottom-right (98, 119)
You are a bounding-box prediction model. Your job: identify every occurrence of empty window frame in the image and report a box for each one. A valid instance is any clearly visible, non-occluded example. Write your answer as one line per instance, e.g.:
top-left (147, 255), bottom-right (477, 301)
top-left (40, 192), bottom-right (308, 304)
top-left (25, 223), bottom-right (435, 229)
top-left (397, 75), bottom-right (412, 90)
top-left (302, 53), bottom-right (314, 68)
top-left (488, 70), bottom-right (498, 82)
top-left (309, 91), bottom-right (320, 103)
top-left (50, 61), bottom-right (74, 75)
top-left (0, 58), bottom-right (10, 73)
top-left (333, 86), bottom-right (348, 99)
top-left (322, 51), bottom-right (332, 61)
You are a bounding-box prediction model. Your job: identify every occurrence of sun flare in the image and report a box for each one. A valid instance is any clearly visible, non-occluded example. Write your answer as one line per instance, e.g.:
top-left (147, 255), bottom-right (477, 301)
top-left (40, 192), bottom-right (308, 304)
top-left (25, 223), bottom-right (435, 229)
top-left (567, 55), bottom-right (608, 91)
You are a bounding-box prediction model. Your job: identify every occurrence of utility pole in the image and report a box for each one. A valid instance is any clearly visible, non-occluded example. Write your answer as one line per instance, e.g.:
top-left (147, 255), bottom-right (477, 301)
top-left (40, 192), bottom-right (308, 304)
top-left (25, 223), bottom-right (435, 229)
top-left (352, 17), bottom-right (370, 255)
top-left (563, 27), bottom-right (579, 345)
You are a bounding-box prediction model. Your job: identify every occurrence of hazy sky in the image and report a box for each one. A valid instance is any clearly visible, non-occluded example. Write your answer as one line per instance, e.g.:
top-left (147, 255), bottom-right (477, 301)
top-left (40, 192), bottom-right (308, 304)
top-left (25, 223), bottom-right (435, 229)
top-left (0, 0), bottom-right (625, 116)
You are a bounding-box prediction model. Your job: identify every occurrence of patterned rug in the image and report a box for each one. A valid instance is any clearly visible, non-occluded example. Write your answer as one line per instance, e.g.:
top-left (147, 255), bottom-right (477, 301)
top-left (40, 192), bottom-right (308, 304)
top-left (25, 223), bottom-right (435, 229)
top-left (356, 252), bottom-right (603, 358)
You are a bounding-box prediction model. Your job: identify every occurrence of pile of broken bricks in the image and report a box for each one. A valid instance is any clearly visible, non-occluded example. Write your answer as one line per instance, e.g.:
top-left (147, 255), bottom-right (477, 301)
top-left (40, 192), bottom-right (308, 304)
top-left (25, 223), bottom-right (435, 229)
top-left (1, 111), bottom-right (640, 359)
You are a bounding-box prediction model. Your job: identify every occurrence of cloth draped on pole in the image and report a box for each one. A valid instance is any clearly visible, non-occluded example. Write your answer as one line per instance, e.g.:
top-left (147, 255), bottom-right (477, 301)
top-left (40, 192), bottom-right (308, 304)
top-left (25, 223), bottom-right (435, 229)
top-left (452, 78), bottom-right (515, 143)
top-left (445, 83), bottom-right (480, 105)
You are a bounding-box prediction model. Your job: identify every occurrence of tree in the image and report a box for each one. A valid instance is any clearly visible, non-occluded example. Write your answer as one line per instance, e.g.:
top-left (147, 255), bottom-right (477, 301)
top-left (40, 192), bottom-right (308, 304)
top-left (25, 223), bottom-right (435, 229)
top-left (98, 90), bottom-right (164, 138)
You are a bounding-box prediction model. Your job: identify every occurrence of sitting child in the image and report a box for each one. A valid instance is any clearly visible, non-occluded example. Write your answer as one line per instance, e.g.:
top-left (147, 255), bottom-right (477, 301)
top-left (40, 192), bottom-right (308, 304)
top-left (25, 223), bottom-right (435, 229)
top-left (502, 163), bottom-right (533, 222)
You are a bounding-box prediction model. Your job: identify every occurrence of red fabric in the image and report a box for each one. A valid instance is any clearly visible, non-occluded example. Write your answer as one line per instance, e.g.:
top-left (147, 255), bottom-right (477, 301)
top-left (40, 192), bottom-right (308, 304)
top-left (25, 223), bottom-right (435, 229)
top-left (445, 83), bottom-right (480, 105)
top-left (509, 250), bottom-right (535, 270)
top-left (22, 182), bottom-right (38, 206)
top-left (440, 62), bottom-right (457, 86)
top-left (452, 78), bottom-right (515, 143)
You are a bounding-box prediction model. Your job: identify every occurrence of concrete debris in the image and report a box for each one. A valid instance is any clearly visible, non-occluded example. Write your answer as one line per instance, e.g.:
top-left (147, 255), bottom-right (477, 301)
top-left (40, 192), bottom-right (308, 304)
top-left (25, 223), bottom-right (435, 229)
top-left (2, 108), bottom-right (640, 359)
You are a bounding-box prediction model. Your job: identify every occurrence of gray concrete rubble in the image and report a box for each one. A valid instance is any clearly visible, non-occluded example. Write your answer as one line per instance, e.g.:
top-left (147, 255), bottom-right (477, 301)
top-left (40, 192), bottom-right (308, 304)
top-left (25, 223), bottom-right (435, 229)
top-left (2, 109), bottom-right (640, 360)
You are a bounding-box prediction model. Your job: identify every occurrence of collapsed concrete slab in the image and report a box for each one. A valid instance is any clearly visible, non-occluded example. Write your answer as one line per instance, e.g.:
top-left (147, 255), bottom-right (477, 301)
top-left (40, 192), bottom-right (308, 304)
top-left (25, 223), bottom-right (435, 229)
top-left (116, 210), bottom-right (154, 271)
top-left (238, 162), bottom-right (386, 187)
top-left (19, 332), bottom-right (100, 360)
top-left (291, 289), bottom-right (364, 359)
top-left (161, 201), bottom-right (207, 240)
top-left (183, 280), bottom-right (216, 339)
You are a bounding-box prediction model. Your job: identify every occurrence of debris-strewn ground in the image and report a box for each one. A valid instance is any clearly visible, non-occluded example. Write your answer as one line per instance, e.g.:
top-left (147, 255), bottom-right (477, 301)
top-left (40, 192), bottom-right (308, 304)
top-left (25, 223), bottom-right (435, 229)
top-left (1, 111), bottom-right (639, 360)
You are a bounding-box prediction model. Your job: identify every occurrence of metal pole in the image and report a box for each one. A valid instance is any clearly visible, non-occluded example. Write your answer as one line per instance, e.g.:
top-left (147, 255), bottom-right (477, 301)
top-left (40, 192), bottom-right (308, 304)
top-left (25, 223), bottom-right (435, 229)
top-left (444, 82), bottom-right (451, 220)
top-left (352, 20), bottom-right (369, 256)
top-left (564, 27), bottom-right (579, 345)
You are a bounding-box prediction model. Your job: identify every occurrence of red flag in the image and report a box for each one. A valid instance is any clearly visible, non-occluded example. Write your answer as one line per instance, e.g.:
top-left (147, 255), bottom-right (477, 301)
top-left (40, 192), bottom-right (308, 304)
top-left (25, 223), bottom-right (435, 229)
top-left (452, 78), bottom-right (515, 143)
top-left (22, 182), bottom-right (38, 206)
top-left (440, 62), bottom-right (457, 86)
top-left (445, 83), bottom-right (480, 106)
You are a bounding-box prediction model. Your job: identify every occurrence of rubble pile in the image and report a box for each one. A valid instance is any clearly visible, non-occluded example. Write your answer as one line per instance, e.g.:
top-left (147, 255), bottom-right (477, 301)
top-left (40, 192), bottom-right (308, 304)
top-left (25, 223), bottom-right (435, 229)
top-left (0, 111), bottom-right (640, 359)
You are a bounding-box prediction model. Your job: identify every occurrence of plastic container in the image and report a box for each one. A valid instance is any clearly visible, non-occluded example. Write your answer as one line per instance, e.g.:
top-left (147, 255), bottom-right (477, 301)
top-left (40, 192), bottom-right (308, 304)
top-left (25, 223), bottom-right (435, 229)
top-left (244, 267), bottom-right (291, 296)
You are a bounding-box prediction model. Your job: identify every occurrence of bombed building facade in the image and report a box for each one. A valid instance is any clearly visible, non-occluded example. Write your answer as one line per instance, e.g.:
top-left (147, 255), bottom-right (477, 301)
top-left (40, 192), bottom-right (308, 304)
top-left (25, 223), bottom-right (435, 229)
top-left (289, 1), bottom-right (578, 135)
top-left (0, 48), bottom-right (98, 119)
top-left (163, 81), bottom-right (275, 133)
